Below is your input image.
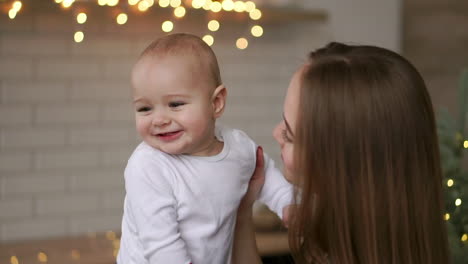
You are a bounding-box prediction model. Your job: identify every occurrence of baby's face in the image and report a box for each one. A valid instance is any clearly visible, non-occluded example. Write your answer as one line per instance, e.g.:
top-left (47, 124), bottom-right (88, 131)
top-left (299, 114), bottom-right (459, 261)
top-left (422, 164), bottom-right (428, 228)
top-left (131, 55), bottom-right (218, 155)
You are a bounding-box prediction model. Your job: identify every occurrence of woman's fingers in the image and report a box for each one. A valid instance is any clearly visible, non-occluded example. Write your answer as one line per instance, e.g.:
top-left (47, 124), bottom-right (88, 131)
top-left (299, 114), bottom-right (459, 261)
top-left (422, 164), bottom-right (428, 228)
top-left (249, 146), bottom-right (266, 199)
top-left (255, 146), bottom-right (265, 175)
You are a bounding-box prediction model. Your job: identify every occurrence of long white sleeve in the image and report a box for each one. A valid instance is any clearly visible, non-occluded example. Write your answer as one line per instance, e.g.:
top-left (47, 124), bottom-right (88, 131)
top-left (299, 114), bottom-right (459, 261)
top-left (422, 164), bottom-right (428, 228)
top-left (257, 152), bottom-right (293, 219)
top-left (122, 151), bottom-right (192, 264)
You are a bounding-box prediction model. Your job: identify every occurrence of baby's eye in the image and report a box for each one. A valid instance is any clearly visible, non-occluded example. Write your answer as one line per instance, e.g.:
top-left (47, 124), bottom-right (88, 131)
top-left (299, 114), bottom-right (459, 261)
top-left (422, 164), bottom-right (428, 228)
top-left (281, 129), bottom-right (293, 143)
top-left (169, 101), bottom-right (186, 108)
top-left (137, 106), bottom-right (151, 112)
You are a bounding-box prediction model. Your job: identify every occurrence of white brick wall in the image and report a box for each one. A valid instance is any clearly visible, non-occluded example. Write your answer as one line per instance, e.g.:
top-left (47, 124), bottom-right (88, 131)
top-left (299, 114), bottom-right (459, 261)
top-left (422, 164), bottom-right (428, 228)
top-left (0, 1), bottom-right (331, 241)
top-left (2, 173), bottom-right (67, 197)
top-left (0, 105), bottom-right (33, 126)
top-left (0, 58), bottom-right (34, 79)
top-left (34, 149), bottom-right (101, 170)
top-left (0, 199), bottom-right (33, 219)
top-left (0, 152), bottom-right (33, 172)
top-left (36, 194), bottom-right (101, 216)
top-left (1, 35), bottom-right (70, 56)
top-left (2, 218), bottom-right (67, 241)
top-left (3, 80), bottom-right (68, 103)
top-left (2, 127), bottom-right (66, 148)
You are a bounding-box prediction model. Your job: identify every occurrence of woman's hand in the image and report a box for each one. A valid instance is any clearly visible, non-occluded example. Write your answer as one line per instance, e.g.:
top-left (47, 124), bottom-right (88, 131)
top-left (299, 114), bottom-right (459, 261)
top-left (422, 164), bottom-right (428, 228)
top-left (232, 146), bottom-right (265, 264)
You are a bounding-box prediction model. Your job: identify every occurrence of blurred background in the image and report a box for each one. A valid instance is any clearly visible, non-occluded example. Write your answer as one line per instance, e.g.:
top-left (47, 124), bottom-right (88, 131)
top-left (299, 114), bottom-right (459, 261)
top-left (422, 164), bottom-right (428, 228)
top-left (0, 0), bottom-right (467, 263)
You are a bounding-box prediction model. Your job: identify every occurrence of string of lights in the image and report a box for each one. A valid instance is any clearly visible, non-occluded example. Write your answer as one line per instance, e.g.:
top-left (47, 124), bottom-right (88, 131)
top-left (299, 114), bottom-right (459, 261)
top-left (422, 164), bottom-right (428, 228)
top-left (444, 135), bottom-right (468, 244)
top-left (4, 0), bottom-right (265, 49)
top-left (5, 231), bottom-right (120, 264)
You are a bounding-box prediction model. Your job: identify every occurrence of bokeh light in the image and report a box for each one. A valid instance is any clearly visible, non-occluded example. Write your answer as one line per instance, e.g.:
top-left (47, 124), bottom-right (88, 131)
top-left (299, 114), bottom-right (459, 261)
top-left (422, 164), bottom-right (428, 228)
top-left (162, 21), bottom-right (174, 32)
top-left (202, 35), bottom-right (214, 46)
top-left (236, 37), bottom-right (248, 50)
top-left (74, 31), bottom-right (84, 42)
top-left (208, 20), bottom-right (220, 31)
top-left (117, 13), bottom-right (128, 24)
top-left (77, 12), bottom-right (87, 24)
top-left (251, 25), bottom-right (263, 37)
top-left (249, 9), bottom-right (262, 20)
top-left (174, 6), bottom-right (186, 18)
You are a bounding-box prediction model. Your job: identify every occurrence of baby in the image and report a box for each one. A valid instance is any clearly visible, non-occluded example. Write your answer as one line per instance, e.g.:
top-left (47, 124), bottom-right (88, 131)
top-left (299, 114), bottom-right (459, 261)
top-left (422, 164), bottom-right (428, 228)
top-left (118, 33), bottom-right (292, 264)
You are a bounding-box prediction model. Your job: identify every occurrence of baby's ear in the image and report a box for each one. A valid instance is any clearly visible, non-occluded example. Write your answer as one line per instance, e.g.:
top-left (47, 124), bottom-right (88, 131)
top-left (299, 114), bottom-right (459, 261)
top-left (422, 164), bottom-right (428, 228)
top-left (212, 84), bottom-right (227, 118)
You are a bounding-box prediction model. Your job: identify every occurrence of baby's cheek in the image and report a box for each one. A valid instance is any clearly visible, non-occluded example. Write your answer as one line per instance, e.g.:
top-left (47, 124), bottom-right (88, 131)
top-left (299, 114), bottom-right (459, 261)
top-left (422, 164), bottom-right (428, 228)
top-left (181, 113), bottom-right (211, 134)
top-left (135, 120), bottom-right (144, 133)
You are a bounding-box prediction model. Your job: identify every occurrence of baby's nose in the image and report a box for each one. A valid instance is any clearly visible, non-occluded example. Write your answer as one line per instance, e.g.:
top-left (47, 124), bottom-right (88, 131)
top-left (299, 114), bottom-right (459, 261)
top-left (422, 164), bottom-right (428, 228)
top-left (151, 111), bottom-right (170, 126)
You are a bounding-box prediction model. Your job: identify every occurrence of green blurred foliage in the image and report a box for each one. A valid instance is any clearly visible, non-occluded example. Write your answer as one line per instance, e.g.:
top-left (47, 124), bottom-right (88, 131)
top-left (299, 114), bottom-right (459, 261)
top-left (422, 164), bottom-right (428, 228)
top-left (437, 69), bottom-right (468, 264)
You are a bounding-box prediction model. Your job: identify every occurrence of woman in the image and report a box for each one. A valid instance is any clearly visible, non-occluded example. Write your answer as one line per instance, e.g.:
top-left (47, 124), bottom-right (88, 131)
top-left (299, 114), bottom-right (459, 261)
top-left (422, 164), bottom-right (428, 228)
top-left (233, 42), bottom-right (450, 263)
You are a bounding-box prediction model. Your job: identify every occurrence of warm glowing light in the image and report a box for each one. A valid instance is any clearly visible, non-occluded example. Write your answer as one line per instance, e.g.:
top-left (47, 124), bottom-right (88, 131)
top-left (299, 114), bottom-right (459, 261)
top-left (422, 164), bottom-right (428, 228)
top-left (12, 1), bottom-right (22, 11)
top-left (128, 0), bottom-right (139, 5)
top-left (161, 21), bottom-right (174, 32)
top-left (55, 0), bottom-right (64, 3)
top-left (455, 198), bottom-right (462, 206)
top-left (77, 13), bottom-right (87, 24)
top-left (444, 213), bottom-right (450, 221)
top-left (249, 9), bottom-right (262, 20)
top-left (202, 35), bottom-right (214, 46)
top-left (37, 252), bottom-right (48, 263)
top-left (236, 37), bottom-right (248, 50)
top-left (234, 1), bottom-right (245, 12)
top-left (245, 1), bottom-right (255, 12)
top-left (138, 0), bottom-right (150, 11)
top-left (222, 0), bottom-right (234, 11)
top-left (145, 0), bottom-right (155, 6)
top-left (62, 0), bottom-right (75, 8)
top-left (8, 10), bottom-right (17, 19)
top-left (207, 20), bottom-right (219, 31)
top-left (174, 6), bottom-right (186, 18)
top-left (74, 31), bottom-right (84, 42)
top-left (106, 231), bottom-right (117, 240)
top-left (71, 249), bottom-right (80, 260)
top-left (10, 256), bottom-right (19, 264)
top-left (113, 239), bottom-right (121, 248)
top-left (251, 25), bottom-right (263, 37)
top-left (462, 234), bottom-right (468, 242)
top-left (97, 0), bottom-right (107, 6)
top-left (211, 1), bottom-right (222, 12)
top-left (202, 0), bottom-right (212, 10)
top-left (117, 13), bottom-right (128, 24)
top-left (464, 140), bottom-right (468, 148)
top-left (447, 179), bottom-right (454, 187)
top-left (192, 0), bottom-right (205, 8)
top-left (170, 0), bottom-right (181, 7)
top-left (159, 0), bottom-right (170, 7)
top-left (107, 0), bottom-right (119, 6)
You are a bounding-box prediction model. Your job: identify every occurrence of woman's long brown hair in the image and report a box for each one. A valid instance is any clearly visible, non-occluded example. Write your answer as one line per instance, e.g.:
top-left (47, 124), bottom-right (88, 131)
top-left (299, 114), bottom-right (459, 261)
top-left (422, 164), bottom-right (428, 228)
top-left (289, 42), bottom-right (450, 263)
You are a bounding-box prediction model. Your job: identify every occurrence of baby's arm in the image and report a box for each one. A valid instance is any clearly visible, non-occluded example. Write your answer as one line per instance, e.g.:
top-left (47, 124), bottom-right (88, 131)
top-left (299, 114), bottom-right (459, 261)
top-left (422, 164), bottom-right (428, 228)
top-left (256, 152), bottom-right (294, 220)
top-left (124, 154), bottom-right (192, 264)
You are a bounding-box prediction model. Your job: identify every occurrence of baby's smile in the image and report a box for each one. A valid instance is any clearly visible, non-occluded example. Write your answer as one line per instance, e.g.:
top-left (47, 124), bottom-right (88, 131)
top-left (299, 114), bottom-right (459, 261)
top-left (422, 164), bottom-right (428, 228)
top-left (154, 130), bottom-right (184, 142)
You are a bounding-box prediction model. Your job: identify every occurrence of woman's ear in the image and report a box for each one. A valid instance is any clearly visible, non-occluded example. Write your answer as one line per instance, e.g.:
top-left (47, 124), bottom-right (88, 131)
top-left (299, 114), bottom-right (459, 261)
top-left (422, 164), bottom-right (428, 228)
top-left (212, 84), bottom-right (227, 119)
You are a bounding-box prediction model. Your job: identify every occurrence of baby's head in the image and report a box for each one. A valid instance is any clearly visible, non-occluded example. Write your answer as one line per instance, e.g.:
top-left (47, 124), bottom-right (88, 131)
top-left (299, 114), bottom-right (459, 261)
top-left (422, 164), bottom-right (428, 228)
top-left (131, 33), bottom-right (227, 156)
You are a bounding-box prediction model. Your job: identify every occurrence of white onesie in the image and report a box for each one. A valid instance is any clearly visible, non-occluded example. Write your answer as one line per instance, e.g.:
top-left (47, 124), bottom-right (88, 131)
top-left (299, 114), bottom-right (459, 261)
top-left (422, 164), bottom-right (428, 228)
top-left (118, 125), bottom-right (293, 264)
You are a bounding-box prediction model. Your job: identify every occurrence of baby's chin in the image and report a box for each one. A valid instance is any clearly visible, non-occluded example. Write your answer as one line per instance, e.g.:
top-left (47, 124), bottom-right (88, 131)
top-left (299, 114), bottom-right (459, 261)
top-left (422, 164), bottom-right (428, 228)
top-left (146, 142), bottom-right (186, 155)
top-left (283, 168), bottom-right (297, 185)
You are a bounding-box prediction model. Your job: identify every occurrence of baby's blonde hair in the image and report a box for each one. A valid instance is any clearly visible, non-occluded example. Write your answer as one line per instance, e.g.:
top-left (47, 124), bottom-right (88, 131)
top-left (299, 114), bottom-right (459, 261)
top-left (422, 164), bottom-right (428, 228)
top-left (140, 33), bottom-right (222, 88)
